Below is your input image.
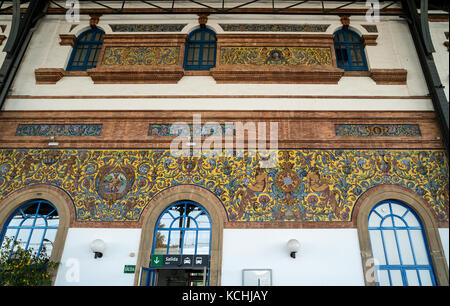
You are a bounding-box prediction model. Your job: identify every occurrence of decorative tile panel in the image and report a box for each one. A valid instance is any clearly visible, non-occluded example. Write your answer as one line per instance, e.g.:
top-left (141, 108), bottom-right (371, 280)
top-left (335, 124), bottom-right (421, 137)
top-left (219, 24), bottom-right (330, 32)
top-left (109, 24), bottom-right (187, 32)
top-left (15, 124), bottom-right (102, 136)
top-left (219, 47), bottom-right (332, 66)
top-left (101, 47), bottom-right (180, 66)
top-left (149, 124), bottom-right (234, 136)
top-left (0, 149), bottom-right (447, 223)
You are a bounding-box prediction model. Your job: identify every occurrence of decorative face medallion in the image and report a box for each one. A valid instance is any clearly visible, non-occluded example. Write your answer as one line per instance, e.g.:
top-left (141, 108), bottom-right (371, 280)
top-left (95, 164), bottom-right (135, 201)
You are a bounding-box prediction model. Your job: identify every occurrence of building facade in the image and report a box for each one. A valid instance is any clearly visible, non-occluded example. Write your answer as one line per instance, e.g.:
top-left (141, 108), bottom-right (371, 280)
top-left (0, 0), bottom-right (448, 286)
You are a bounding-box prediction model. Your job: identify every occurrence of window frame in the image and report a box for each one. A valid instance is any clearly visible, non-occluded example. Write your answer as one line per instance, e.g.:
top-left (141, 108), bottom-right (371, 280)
top-left (368, 200), bottom-right (437, 286)
top-left (0, 199), bottom-right (59, 257)
top-left (334, 28), bottom-right (368, 71)
top-left (66, 28), bottom-right (105, 71)
top-left (135, 185), bottom-right (225, 286)
top-left (355, 185), bottom-right (449, 286)
top-left (183, 28), bottom-right (217, 71)
top-left (151, 200), bottom-right (212, 256)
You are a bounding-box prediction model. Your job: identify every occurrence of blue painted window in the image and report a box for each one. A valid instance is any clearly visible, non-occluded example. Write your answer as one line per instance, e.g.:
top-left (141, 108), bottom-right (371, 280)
top-left (0, 200), bottom-right (59, 257)
top-left (152, 201), bottom-right (212, 255)
top-left (334, 29), bottom-right (368, 71)
top-left (368, 200), bottom-right (436, 286)
top-left (67, 28), bottom-right (104, 71)
top-left (184, 28), bottom-right (217, 70)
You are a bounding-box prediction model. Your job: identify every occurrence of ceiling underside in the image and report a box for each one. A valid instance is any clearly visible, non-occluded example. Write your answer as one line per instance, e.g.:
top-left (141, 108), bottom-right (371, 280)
top-left (0, 0), bottom-right (448, 15)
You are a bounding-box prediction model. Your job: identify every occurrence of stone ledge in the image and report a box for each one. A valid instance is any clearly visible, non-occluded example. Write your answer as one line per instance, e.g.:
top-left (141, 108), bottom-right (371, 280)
top-left (34, 67), bottom-right (185, 84)
top-left (87, 66), bottom-right (185, 84)
top-left (370, 68), bottom-right (408, 85)
top-left (34, 68), bottom-right (67, 84)
top-left (59, 34), bottom-right (77, 47)
top-left (210, 65), bottom-right (344, 84)
top-left (362, 34), bottom-right (378, 46)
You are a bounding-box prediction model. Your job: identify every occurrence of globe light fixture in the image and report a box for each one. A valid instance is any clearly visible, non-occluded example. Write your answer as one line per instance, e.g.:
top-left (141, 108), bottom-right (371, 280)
top-left (287, 239), bottom-right (300, 259)
top-left (90, 239), bottom-right (106, 259)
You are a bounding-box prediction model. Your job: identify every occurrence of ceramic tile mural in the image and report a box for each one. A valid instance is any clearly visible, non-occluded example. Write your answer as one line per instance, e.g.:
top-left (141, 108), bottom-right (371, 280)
top-left (219, 24), bottom-right (330, 32)
top-left (219, 47), bottom-right (333, 66)
top-left (335, 124), bottom-right (421, 137)
top-left (101, 47), bottom-right (180, 66)
top-left (148, 124), bottom-right (233, 137)
top-left (0, 149), bottom-right (447, 223)
top-left (15, 124), bottom-right (102, 136)
top-left (109, 24), bottom-right (187, 32)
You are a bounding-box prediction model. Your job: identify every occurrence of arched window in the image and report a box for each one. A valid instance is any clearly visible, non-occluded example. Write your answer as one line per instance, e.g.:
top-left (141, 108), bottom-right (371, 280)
top-left (368, 200), bottom-right (437, 286)
top-left (0, 199), bottom-right (59, 257)
top-left (67, 28), bottom-right (104, 71)
top-left (152, 200), bottom-right (211, 255)
top-left (334, 28), bottom-right (368, 71)
top-left (184, 28), bottom-right (217, 70)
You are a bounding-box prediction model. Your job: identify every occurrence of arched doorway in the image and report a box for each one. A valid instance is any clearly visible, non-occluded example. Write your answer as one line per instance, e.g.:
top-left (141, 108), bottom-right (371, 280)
top-left (135, 185), bottom-right (226, 286)
top-left (145, 200), bottom-right (212, 286)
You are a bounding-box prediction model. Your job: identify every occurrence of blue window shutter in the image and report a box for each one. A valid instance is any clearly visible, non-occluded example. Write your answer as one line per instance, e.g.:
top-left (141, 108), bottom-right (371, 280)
top-left (334, 29), bottom-right (368, 71)
top-left (184, 28), bottom-right (217, 70)
top-left (67, 28), bottom-right (105, 71)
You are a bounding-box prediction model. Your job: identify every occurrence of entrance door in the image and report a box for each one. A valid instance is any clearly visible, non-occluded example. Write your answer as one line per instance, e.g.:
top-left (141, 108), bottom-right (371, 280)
top-left (139, 267), bottom-right (209, 286)
top-left (156, 268), bottom-right (208, 286)
top-left (148, 200), bottom-right (212, 286)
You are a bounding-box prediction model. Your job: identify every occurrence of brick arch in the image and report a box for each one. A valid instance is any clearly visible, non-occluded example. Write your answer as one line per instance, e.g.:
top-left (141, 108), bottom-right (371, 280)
top-left (351, 184), bottom-right (440, 225)
top-left (135, 184), bottom-right (226, 286)
top-left (353, 184), bottom-right (449, 286)
top-left (0, 184), bottom-right (75, 284)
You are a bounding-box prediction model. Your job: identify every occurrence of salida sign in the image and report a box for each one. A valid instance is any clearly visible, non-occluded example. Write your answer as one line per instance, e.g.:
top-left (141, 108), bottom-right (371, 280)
top-left (151, 254), bottom-right (210, 268)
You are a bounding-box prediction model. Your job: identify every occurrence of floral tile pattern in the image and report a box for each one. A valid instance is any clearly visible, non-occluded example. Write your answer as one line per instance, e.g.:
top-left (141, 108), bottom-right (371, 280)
top-left (109, 24), bottom-right (187, 32)
top-left (101, 47), bottom-right (180, 66)
top-left (219, 24), bottom-right (330, 32)
top-left (335, 124), bottom-right (421, 137)
top-left (219, 47), bottom-right (333, 66)
top-left (148, 124), bottom-right (234, 137)
top-left (15, 124), bottom-right (102, 137)
top-left (0, 149), bottom-right (447, 223)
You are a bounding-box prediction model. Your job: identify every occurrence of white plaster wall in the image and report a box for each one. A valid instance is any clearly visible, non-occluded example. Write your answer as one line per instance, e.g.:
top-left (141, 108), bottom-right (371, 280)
top-left (430, 22), bottom-right (449, 101)
top-left (3, 96), bottom-right (434, 111)
top-left (52, 227), bottom-right (449, 286)
top-left (54, 228), bottom-right (142, 286)
top-left (221, 228), bottom-right (365, 286)
top-left (438, 228), bottom-right (449, 267)
top-left (388, 20), bottom-right (430, 97)
top-left (7, 73), bottom-right (418, 98)
top-left (3, 13), bottom-right (433, 112)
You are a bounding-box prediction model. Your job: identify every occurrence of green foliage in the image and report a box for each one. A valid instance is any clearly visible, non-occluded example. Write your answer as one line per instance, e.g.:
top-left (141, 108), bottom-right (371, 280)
top-left (0, 237), bottom-right (59, 286)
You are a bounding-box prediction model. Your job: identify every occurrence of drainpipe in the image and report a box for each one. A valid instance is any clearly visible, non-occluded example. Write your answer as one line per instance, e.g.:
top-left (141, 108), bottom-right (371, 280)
top-left (402, 0), bottom-right (449, 156)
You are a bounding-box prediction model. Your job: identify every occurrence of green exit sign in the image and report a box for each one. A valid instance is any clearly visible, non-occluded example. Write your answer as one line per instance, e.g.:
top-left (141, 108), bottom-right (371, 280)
top-left (124, 265), bottom-right (136, 274)
top-left (150, 254), bottom-right (163, 267)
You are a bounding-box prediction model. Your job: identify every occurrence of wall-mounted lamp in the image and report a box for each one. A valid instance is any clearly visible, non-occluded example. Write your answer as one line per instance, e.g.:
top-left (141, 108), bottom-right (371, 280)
top-left (90, 239), bottom-right (105, 259)
top-left (287, 239), bottom-right (300, 259)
